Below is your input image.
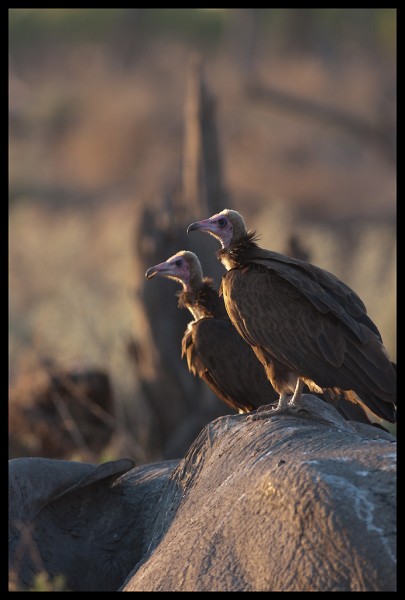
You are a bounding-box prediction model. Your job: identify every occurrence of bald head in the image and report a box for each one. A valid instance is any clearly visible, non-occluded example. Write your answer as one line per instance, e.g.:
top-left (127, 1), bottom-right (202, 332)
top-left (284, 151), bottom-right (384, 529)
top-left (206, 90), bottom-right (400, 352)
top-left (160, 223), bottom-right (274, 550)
top-left (187, 209), bottom-right (247, 248)
top-left (145, 250), bottom-right (203, 291)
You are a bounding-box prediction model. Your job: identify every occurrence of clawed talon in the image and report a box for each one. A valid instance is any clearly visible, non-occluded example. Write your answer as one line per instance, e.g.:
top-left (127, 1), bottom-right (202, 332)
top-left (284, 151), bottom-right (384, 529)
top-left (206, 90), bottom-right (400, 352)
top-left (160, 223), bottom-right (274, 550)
top-left (248, 402), bottom-right (311, 421)
top-left (255, 404), bottom-right (274, 413)
top-left (248, 405), bottom-right (287, 421)
top-left (247, 386), bottom-right (312, 421)
top-left (249, 413), bottom-right (270, 422)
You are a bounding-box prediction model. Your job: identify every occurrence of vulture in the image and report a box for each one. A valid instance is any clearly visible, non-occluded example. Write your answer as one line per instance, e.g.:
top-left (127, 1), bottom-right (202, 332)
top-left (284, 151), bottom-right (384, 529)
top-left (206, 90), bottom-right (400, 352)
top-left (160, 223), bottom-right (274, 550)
top-left (187, 209), bottom-right (397, 423)
top-left (145, 251), bottom-right (277, 413)
top-left (145, 250), bottom-right (386, 425)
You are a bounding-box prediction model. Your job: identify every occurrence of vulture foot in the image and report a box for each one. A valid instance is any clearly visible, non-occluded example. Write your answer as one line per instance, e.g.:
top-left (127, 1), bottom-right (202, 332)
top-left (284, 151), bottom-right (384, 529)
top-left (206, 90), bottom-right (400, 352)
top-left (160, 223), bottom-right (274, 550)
top-left (248, 405), bottom-right (310, 421)
top-left (248, 394), bottom-right (310, 421)
top-left (254, 403), bottom-right (275, 414)
top-left (248, 402), bottom-right (293, 421)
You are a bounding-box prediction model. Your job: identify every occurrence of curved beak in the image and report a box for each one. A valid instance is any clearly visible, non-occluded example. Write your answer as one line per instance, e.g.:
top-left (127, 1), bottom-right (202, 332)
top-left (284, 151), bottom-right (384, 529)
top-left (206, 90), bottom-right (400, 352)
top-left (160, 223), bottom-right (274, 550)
top-left (145, 266), bottom-right (159, 279)
top-left (187, 218), bottom-right (216, 235)
top-left (187, 221), bottom-right (201, 234)
top-left (145, 261), bottom-right (173, 280)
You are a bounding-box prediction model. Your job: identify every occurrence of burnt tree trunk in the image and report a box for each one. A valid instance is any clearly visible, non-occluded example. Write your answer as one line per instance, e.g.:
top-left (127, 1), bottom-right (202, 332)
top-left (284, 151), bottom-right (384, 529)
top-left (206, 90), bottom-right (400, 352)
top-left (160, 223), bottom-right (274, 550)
top-left (130, 56), bottom-right (229, 458)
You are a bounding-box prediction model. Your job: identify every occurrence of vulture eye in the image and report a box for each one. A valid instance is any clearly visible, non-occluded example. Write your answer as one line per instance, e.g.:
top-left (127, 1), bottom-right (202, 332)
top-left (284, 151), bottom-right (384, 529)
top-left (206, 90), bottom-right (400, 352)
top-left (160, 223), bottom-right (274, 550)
top-left (218, 218), bottom-right (227, 228)
top-left (174, 259), bottom-right (183, 267)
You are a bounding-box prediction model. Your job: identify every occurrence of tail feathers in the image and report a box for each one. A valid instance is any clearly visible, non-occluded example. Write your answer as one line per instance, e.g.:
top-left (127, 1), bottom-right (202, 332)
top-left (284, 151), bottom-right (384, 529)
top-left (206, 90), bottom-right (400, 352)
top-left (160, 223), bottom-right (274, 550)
top-left (317, 388), bottom-right (386, 426)
top-left (334, 394), bottom-right (374, 425)
top-left (343, 389), bottom-right (397, 424)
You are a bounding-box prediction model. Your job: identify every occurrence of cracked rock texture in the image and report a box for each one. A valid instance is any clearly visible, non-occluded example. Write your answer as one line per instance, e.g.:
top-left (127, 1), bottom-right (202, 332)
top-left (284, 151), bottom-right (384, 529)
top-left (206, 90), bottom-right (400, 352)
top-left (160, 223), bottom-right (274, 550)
top-left (9, 395), bottom-right (396, 592)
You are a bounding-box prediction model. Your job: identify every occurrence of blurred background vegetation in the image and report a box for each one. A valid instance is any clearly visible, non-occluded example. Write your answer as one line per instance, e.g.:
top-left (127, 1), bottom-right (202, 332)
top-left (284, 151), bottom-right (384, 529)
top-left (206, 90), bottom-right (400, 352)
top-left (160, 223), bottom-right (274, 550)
top-left (9, 9), bottom-right (396, 469)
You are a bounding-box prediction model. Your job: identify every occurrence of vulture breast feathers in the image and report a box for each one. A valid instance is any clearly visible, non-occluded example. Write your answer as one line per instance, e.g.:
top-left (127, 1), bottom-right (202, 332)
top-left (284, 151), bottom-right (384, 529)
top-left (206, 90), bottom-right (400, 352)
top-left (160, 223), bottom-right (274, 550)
top-left (187, 210), bottom-right (396, 423)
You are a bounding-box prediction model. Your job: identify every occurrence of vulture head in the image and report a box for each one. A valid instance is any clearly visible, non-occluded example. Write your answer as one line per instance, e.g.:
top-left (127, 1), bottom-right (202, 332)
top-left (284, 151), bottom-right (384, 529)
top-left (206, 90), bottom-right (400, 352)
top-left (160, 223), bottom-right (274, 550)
top-left (145, 251), bottom-right (203, 291)
top-left (187, 209), bottom-right (247, 249)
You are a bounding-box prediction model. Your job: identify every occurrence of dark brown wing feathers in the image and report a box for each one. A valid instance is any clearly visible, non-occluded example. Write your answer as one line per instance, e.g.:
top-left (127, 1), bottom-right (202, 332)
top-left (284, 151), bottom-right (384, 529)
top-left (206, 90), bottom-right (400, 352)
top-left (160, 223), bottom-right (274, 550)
top-left (178, 276), bottom-right (383, 425)
top-left (181, 318), bottom-right (277, 413)
top-left (219, 235), bottom-right (396, 422)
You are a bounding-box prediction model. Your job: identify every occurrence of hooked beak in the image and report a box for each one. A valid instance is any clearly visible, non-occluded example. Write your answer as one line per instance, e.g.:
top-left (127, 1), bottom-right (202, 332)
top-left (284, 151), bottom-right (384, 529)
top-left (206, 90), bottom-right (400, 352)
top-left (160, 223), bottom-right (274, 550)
top-left (145, 262), bottom-right (172, 279)
top-left (187, 218), bottom-right (216, 235)
top-left (145, 266), bottom-right (158, 279)
top-left (187, 221), bottom-right (201, 234)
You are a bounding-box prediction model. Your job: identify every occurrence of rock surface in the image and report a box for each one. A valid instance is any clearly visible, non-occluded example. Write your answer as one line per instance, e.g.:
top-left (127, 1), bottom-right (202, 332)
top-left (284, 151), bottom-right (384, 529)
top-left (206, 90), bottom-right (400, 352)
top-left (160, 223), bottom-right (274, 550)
top-left (9, 456), bottom-right (178, 591)
top-left (9, 395), bottom-right (396, 592)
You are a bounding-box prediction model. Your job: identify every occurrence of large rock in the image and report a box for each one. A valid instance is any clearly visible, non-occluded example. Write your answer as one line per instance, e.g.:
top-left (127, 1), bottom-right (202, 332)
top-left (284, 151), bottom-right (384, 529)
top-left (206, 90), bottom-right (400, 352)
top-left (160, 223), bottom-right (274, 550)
top-left (9, 456), bottom-right (178, 591)
top-left (9, 395), bottom-right (396, 592)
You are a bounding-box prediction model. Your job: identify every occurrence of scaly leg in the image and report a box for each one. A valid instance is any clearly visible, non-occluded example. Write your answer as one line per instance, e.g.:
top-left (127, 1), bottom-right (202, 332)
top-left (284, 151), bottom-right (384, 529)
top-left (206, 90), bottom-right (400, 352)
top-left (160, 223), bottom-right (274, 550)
top-left (249, 381), bottom-right (310, 422)
top-left (274, 393), bottom-right (289, 412)
top-left (289, 378), bottom-right (304, 408)
top-left (286, 378), bottom-right (311, 415)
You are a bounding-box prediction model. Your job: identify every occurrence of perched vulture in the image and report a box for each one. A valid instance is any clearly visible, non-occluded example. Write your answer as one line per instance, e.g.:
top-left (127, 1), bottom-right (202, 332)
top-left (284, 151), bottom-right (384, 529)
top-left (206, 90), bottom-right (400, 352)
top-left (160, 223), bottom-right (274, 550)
top-left (145, 251), bottom-right (385, 426)
top-left (187, 210), bottom-right (397, 423)
top-left (145, 251), bottom-right (276, 413)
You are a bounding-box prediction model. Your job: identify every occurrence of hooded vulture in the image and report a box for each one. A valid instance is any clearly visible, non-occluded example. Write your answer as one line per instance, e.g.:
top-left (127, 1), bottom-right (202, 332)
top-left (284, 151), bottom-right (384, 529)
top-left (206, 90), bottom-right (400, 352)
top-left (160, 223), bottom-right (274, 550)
top-left (145, 251), bottom-right (385, 425)
top-left (187, 209), bottom-right (397, 423)
top-left (145, 250), bottom-right (277, 413)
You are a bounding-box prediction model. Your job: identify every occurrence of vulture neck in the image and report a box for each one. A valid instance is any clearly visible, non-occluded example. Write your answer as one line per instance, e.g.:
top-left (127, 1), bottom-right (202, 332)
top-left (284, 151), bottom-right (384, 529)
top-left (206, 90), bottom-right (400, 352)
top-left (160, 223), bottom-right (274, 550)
top-left (217, 231), bottom-right (259, 271)
top-left (178, 278), bottom-right (226, 321)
